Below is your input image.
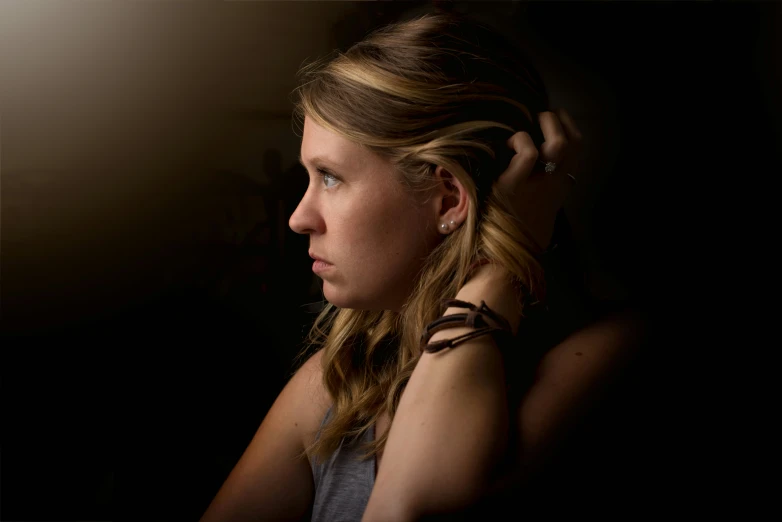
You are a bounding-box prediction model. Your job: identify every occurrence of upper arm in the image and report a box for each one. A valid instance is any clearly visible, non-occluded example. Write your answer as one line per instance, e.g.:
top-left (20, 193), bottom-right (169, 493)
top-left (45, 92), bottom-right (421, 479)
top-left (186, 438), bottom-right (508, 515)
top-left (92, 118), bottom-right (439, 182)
top-left (472, 306), bottom-right (646, 506)
top-left (516, 306), bottom-right (645, 459)
top-left (200, 349), bottom-right (329, 522)
top-left (445, 308), bottom-right (647, 519)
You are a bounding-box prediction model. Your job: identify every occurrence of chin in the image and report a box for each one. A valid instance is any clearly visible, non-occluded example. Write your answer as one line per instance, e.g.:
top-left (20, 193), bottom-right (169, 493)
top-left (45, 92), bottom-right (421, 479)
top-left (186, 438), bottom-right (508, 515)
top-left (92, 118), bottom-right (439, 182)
top-left (321, 283), bottom-right (352, 309)
top-left (322, 283), bottom-right (392, 311)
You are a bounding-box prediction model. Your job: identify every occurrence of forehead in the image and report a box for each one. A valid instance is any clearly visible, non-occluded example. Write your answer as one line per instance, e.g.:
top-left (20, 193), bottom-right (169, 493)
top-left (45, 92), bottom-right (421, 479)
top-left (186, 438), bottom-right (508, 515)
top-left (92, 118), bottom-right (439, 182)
top-left (300, 117), bottom-right (366, 168)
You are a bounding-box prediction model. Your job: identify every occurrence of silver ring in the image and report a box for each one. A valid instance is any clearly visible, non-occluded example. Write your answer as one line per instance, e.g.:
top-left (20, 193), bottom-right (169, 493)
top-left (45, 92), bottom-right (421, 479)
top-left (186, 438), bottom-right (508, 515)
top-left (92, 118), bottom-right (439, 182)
top-left (543, 161), bottom-right (557, 174)
top-left (566, 173), bottom-right (576, 184)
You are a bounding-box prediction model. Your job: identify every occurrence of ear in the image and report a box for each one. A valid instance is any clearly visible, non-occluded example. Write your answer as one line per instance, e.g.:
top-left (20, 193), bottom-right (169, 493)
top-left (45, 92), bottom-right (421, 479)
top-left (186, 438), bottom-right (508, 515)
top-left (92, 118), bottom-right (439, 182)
top-left (432, 165), bottom-right (470, 233)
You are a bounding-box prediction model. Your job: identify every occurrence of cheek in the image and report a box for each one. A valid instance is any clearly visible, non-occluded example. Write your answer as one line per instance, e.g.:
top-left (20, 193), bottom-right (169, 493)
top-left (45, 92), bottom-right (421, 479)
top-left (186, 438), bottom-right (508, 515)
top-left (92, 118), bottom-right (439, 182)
top-left (340, 188), bottom-right (432, 265)
top-left (374, 211), bottom-right (432, 265)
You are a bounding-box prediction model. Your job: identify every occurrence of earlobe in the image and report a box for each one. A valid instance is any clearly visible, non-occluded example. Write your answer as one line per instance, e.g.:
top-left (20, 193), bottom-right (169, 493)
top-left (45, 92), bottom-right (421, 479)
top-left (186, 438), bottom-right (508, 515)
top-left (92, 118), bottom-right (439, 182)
top-left (440, 220), bottom-right (457, 234)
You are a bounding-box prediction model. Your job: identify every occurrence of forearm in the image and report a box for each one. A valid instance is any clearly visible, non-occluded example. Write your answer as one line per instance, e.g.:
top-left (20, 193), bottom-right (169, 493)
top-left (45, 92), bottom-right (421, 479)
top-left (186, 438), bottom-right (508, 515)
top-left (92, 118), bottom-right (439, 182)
top-left (362, 266), bottom-right (521, 522)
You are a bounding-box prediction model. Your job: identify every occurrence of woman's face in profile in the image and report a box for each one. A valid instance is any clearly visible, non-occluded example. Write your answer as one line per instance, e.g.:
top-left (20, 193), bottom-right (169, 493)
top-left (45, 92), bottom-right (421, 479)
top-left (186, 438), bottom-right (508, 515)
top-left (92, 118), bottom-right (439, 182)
top-left (289, 117), bottom-right (441, 311)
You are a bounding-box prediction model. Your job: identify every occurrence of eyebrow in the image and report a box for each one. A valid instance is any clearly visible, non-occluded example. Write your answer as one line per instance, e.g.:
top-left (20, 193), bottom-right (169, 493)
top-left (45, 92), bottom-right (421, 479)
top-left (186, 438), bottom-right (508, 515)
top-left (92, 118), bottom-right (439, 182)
top-left (298, 154), bottom-right (343, 170)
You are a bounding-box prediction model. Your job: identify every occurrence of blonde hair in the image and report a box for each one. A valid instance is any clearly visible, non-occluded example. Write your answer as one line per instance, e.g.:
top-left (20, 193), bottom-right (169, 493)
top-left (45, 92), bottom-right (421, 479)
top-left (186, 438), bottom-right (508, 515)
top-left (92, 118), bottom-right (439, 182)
top-left (291, 12), bottom-right (550, 464)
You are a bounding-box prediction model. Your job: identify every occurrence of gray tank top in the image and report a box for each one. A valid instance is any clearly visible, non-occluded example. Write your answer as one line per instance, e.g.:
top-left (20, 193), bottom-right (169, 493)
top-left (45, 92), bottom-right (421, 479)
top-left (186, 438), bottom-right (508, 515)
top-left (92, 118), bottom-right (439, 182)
top-left (309, 406), bottom-right (376, 522)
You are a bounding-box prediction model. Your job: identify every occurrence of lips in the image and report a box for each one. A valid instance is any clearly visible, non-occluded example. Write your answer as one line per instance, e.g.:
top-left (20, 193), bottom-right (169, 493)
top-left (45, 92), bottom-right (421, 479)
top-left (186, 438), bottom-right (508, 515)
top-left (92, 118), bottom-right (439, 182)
top-left (309, 251), bottom-right (332, 264)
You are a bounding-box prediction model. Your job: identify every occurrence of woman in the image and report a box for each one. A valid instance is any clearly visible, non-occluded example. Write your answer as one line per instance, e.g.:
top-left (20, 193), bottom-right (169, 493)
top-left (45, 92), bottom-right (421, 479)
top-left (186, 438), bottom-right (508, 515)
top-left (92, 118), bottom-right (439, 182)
top-left (202, 11), bottom-right (644, 522)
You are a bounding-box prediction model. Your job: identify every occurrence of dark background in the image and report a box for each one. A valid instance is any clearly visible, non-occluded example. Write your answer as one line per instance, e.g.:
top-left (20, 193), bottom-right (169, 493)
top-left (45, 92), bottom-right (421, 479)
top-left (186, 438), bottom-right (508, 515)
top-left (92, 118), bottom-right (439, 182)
top-left (1, 1), bottom-right (777, 520)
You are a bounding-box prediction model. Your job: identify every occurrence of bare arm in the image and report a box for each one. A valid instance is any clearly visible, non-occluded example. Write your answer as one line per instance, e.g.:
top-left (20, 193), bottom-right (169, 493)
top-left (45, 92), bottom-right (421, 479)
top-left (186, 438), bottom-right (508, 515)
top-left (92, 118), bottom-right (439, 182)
top-left (362, 109), bottom-right (632, 520)
top-left (515, 306), bottom-right (644, 474)
top-left (362, 265), bottom-right (645, 522)
top-left (200, 350), bottom-right (328, 522)
top-left (471, 304), bottom-right (646, 511)
top-left (362, 265), bottom-right (521, 522)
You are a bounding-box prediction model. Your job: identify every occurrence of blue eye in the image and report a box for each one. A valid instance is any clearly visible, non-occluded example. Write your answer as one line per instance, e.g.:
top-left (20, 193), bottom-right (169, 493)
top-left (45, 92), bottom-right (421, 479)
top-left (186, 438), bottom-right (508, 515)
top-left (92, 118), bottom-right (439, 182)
top-left (317, 168), bottom-right (340, 188)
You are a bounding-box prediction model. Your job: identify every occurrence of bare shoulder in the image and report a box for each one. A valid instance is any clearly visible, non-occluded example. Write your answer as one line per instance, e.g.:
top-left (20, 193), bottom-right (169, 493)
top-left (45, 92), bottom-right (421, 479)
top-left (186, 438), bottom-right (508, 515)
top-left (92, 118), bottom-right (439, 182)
top-left (292, 349), bottom-right (333, 455)
top-left (199, 349), bottom-right (333, 522)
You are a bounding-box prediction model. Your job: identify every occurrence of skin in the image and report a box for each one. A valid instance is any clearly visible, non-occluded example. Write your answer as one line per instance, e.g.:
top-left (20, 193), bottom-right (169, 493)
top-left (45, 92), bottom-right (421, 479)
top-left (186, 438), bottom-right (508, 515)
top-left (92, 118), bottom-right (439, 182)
top-left (290, 109), bottom-right (578, 314)
top-left (356, 111), bottom-right (604, 520)
top-left (289, 116), bottom-right (469, 312)
top-left (200, 109), bottom-right (642, 521)
top-left (288, 112), bottom-right (575, 518)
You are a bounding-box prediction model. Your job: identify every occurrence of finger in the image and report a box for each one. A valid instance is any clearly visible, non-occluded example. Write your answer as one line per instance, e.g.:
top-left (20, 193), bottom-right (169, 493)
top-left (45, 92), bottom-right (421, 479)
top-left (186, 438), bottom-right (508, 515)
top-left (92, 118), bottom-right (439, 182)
top-left (500, 131), bottom-right (538, 185)
top-left (506, 129), bottom-right (537, 157)
top-left (555, 108), bottom-right (583, 143)
top-left (538, 111), bottom-right (568, 164)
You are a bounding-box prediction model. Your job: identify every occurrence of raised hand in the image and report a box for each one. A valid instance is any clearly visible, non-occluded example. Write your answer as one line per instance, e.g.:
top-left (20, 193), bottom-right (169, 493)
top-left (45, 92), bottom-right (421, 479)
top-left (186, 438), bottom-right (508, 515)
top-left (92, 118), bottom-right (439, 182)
top-left (493, 109), bottom-right (582, 253)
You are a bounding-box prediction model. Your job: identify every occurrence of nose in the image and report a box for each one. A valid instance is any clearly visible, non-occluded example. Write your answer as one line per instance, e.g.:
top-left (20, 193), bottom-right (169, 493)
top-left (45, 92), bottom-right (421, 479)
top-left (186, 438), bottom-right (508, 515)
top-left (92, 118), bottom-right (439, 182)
top-left (288, 189), bottom-right (320, 235)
